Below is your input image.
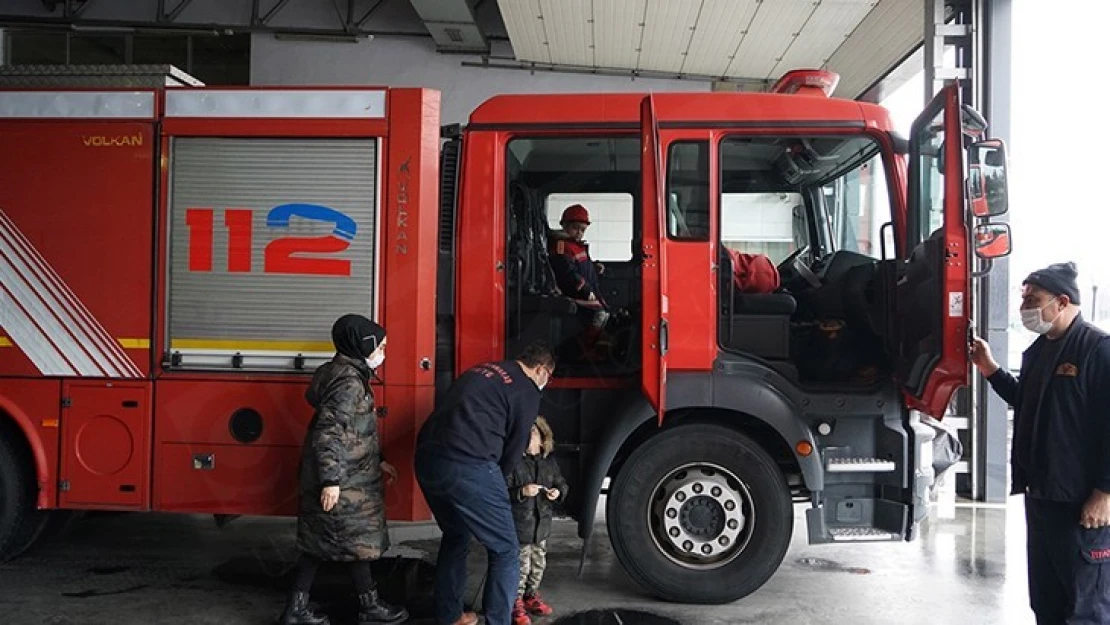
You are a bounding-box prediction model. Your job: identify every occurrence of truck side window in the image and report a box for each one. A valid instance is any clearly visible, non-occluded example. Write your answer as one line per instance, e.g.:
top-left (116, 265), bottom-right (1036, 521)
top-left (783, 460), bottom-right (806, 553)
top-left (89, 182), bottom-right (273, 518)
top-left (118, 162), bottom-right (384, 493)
top-left (544, 192), bottom-right (634, 262)
top-left (666, 141), bottom-right (709, 241)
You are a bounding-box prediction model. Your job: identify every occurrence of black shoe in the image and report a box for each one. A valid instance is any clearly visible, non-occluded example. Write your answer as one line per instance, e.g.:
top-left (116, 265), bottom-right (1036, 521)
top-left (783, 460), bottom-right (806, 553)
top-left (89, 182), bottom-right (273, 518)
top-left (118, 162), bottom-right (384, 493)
top-left (357, 590), bottom-right (409, 625)
top-left (277, 591), bottom-right (330, 625)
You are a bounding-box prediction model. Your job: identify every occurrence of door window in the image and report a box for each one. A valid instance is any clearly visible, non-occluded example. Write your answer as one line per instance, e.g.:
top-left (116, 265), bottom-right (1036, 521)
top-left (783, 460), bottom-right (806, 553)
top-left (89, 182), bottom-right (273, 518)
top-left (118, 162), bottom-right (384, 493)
top-left (910, 108), bottom-right (946, 246)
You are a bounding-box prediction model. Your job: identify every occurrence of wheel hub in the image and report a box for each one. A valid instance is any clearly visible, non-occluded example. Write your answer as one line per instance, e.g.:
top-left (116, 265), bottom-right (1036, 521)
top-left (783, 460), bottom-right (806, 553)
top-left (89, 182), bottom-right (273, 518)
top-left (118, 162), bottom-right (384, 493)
top-left (653, 465), bottom-right (751, 567)
top-left (679, 496), bottom-right (723, 539)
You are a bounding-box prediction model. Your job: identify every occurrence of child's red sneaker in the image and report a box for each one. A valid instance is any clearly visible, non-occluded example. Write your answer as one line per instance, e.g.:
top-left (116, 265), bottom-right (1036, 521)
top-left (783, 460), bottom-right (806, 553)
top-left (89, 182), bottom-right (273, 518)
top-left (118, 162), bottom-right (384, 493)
top-left (513, 598), bottom-right (533, 625)
top-left (523, 593), bottom-right (553, 616)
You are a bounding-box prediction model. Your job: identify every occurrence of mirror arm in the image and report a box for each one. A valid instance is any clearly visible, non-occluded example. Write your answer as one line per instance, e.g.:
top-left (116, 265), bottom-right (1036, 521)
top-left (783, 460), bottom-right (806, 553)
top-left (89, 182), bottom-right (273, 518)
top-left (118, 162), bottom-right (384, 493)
top-left (971, 258), bottom-right (994, 279)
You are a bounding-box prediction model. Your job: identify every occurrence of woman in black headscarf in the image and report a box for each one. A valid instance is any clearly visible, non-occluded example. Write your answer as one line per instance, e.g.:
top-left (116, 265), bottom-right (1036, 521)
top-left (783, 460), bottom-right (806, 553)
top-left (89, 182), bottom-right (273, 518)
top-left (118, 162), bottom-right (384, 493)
top-left (278, 314), bottom-right (408, 625)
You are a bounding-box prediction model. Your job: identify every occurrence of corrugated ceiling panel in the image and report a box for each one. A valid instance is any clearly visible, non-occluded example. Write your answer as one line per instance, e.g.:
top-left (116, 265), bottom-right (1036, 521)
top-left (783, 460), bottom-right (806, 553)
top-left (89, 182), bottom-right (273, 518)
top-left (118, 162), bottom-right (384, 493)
top-left (682, 0), bottom-right (761, 76)
top-left (498, 0), bottom-right (551, 63)
top-left (639, 0), bottom-right (702, 73)
top-left (826, 0), bottom-right (922, 99)
top-left (542, 0), bottom-right (594, 66)
top-left (770, 0), bottom-right (876, 82)
top-left (730, 0), bottom-right (816, 78)
top-left (594, 0), bottom-right (646, 69)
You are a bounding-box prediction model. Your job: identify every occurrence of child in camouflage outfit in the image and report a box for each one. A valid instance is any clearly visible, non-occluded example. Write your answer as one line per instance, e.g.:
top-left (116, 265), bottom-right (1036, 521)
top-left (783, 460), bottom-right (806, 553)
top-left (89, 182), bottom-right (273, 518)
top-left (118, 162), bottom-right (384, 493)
top-left (506, 417), bottom-right (568, 625)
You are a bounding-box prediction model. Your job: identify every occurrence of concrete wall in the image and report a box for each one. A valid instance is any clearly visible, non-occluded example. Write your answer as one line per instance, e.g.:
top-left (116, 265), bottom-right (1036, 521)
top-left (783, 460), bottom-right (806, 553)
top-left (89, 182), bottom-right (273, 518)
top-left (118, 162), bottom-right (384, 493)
top-left (250, 34), bottom-right (704, 124)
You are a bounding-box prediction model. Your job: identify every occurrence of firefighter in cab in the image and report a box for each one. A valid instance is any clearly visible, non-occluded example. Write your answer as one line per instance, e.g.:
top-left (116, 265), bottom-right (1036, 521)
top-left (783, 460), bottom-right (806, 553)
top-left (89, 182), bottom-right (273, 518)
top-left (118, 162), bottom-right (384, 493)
top-left (548, 204), bottom-right (609, 360)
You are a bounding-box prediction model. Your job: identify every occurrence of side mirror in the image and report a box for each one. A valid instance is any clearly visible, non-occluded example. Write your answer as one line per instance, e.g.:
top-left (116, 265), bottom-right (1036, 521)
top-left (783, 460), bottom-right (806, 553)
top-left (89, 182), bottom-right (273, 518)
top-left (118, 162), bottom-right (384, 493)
top-left (973, 223), bottom-right (1012, 259)
top-left (968, 139), bottom-right (1009, 217)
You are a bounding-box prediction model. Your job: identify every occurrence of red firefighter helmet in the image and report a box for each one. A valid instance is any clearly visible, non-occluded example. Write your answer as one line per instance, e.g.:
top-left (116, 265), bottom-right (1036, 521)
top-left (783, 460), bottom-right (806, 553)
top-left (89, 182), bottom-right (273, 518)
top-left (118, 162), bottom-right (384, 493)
top-left (560, 204), bottom-right (591, 225)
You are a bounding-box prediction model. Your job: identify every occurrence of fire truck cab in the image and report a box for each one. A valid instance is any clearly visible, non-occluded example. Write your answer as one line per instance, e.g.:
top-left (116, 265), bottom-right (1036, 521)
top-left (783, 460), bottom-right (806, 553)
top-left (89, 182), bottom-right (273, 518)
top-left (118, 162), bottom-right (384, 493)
top-left (0, 67), bottom-right (1012, 605)
top-left (444, 70), bottom-right (1011, 602)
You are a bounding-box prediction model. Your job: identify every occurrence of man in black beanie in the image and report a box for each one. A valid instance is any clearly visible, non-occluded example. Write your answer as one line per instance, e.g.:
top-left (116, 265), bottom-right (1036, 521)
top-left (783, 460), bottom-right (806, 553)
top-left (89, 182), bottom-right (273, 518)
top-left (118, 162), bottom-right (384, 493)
top-left (971, 261), bottom-right (1110, 623)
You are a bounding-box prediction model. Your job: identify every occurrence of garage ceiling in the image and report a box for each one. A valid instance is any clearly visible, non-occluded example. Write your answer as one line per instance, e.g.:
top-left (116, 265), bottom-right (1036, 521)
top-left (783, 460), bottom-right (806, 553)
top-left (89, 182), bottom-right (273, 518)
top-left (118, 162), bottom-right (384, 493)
top-left (496, 0), bottom-right (923, 98)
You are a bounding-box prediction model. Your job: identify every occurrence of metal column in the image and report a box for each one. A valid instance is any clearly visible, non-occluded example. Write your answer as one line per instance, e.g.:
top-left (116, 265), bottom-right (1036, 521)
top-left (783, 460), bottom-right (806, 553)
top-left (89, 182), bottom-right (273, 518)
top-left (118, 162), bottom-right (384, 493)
top-left (924, 0), bottom-right (1011, 502)
top-left (977, 0), bottom-right (1012, 504)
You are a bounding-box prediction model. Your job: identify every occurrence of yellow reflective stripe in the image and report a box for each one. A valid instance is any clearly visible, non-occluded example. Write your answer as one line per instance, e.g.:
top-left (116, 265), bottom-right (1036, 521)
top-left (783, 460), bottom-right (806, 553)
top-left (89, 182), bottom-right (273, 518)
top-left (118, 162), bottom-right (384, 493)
top-left (0, 337), bottom-right (149, 348)
top-left (171, 339), bottom-right (333, 352)
top-left (118, 338), bottom-right (150, 349)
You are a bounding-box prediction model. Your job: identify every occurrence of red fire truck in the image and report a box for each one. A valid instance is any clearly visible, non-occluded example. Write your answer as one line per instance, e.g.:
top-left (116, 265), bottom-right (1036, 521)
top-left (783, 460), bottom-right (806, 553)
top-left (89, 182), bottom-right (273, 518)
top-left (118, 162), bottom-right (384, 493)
top-left (0, 67), bottom-right (1011, 604)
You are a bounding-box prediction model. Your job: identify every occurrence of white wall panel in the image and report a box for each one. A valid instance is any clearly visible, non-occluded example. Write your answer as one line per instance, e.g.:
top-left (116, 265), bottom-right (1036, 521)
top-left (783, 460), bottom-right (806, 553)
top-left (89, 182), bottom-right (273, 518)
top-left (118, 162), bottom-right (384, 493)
top-left (826, 0), bottom-right (922, 99)
top-left (593, 0), bottom-right (646, 69)
top-left (682, 0), bottom-right (760, 77)
top-left (639, 0), bottom-right (701, 73)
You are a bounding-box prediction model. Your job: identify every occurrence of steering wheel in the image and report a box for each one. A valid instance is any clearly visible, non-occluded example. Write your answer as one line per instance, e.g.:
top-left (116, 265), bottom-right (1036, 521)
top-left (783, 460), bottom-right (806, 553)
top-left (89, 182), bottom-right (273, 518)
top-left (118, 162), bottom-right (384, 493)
top-left (778, 246), bottom-right (822, 290)
top-left (777, 246), bottom-right (809, 274)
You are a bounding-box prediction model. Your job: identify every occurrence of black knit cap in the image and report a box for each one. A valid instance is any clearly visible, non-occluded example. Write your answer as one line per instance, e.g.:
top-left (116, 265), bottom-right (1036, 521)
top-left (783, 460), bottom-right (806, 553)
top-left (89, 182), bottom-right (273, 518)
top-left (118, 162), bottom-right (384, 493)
top-left (331, 314), bottom-right (386, 360)
top-left (1023, 262), bottom-right (1081, 305)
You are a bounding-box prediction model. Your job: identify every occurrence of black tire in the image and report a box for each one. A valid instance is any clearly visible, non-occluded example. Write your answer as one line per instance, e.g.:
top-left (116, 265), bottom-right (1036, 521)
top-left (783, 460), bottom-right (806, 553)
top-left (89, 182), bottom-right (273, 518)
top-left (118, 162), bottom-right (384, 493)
top-left (0, 430), bottom-right (46, 562)
top-left (607, 423), bottom-right (793, 604)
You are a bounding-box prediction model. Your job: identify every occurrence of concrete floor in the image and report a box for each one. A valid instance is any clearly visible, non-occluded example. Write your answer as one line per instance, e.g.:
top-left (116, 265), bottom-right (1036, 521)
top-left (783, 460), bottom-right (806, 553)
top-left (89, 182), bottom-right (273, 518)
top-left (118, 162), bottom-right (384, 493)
top-left (0, 498), bottom-right (1035, 625)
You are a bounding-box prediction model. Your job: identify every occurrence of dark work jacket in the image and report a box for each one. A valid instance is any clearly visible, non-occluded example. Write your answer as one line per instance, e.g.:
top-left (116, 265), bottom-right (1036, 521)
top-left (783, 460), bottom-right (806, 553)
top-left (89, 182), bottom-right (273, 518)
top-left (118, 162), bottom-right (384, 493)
top-left (549, 232), bottom-right (603, 304)
top-left (416, 361), bottom-right (541, 475)
top-left (987, 315), bottom-right (1110, 502)
top-left (506, 453), bottom-right (569, 545)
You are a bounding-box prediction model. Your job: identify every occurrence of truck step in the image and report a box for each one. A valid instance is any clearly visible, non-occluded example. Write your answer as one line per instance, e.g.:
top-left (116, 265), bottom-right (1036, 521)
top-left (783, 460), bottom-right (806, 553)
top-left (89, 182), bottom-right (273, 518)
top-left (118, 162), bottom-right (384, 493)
top-left (828, 527), bottom-right (899, 542)
top-left (826, 457), bottom-right (896, 473)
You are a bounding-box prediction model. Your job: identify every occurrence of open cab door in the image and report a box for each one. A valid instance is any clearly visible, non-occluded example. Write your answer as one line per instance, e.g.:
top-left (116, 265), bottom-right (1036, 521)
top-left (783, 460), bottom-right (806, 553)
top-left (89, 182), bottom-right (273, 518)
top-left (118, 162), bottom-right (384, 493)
top-left (640, 96), bottom-right (669, 421)
top-left (898, 83), bottom-right (974, 417)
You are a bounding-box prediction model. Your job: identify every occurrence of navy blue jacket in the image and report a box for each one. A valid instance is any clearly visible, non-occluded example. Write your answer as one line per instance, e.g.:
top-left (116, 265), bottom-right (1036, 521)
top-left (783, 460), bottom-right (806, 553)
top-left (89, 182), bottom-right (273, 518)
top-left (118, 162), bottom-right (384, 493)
top-left (549, 233), bottom-right (602, 303)
top-left (416, 361), bottom-right (541, 475)
top-left (988, 316), bottom-right (1110, 502)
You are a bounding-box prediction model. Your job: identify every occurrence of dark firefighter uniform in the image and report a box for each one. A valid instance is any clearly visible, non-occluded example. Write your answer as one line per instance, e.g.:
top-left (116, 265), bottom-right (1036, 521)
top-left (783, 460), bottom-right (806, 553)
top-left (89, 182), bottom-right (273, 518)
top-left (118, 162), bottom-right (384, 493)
top-left (988, 277), bottom-right (1110, 623)
top-left (415, 359), bottom-right (544, 625)
top-left (548, 204), bottom-right (609, 352)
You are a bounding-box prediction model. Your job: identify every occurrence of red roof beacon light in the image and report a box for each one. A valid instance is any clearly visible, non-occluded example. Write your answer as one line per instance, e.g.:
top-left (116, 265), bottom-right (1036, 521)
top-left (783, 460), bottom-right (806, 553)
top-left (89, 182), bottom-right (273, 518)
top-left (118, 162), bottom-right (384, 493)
top-left (771, 69), bottom-right (840, 97)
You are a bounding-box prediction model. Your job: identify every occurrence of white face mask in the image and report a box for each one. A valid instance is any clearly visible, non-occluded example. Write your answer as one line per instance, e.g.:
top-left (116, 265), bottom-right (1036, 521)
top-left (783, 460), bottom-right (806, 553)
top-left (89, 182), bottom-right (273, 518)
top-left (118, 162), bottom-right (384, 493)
top-left (366, 350), bottom-right (385, 369)
top-left (1021, 301), bottom-right (1059, 335)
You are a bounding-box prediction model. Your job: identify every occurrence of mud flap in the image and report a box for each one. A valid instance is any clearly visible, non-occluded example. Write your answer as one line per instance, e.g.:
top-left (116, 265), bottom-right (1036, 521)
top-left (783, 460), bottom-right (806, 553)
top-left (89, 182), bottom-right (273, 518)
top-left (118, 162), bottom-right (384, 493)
top-left (908, 415), bottom-right (937, 529)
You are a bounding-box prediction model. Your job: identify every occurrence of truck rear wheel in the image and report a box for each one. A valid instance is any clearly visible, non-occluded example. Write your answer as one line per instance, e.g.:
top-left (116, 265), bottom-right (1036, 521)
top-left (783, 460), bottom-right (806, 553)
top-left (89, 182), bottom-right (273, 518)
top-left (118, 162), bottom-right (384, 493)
top-left (607, 423), bottom-right (792, 604)
top-left (0, 431), bottom-right (46, 562)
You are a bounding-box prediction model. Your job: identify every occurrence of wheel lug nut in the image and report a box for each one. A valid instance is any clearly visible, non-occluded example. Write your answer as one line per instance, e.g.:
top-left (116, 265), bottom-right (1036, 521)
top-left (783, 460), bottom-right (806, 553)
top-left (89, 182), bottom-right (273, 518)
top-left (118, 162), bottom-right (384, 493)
top-left (719, 536), bottom-right (730, 547)
top-left (676, 492), bottom-right (687, 502)
top-left (724, 500), bottom-right (736, 511)
top-left (683, 541), bottom-right (694, 552)
top-left (711, 486), bottom-right (722, 497)
top-left (728, 519), bottom-right (739, 530)
top-left (669, 527), bottom-right (680, 538)
top-left (701, 544), bottom-right (713, 555)
top-left (666, 508), bottom-right (678, 519)
top-left (692, 483), bottom-right (703, 494)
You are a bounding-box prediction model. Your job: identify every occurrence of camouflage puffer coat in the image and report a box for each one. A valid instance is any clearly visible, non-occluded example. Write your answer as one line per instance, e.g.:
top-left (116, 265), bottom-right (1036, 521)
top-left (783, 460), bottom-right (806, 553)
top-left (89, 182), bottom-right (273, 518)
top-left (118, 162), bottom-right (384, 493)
top-left (296, 354), bottom-right (389, 561)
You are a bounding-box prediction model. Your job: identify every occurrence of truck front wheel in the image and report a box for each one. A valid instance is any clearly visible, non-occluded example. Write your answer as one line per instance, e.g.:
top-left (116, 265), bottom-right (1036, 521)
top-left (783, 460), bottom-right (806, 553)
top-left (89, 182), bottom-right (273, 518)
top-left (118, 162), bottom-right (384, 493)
top-left (607, 423), bottom-right (793, 604)
top-left (0, 431), bottom-right (46, 562)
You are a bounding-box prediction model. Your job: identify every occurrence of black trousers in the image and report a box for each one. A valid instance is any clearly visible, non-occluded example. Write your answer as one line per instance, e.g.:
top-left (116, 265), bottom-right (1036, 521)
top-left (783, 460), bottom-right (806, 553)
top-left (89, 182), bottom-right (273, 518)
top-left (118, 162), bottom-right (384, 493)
top-left (293, 552), bottom-right (375, 595)
top-left (1025, 496), bottom-right (1110, 624)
